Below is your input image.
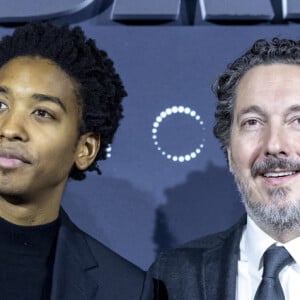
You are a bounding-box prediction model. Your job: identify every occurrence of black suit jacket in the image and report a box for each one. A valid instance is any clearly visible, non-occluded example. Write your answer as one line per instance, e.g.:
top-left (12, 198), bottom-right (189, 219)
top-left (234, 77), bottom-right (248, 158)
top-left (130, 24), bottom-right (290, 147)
top-left (50, 209), bottom-right (151, 300)
top-left (150, 216), bottom-right (247, 300)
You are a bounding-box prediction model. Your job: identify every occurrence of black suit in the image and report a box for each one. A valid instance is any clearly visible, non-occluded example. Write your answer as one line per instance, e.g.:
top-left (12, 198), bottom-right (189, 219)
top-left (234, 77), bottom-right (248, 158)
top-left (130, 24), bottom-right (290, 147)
top-left (50, 209), bottom-right (151, 300)
top-left (150, 216), bottom-right (247, 300)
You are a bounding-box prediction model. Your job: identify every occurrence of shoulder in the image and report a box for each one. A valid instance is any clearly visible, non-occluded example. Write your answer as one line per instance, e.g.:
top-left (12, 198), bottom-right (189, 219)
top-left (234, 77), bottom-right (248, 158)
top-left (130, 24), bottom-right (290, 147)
top-left (60, 209), bottom-right (145, 282)
top-left (151, 217), bottom-right (245, 276)
top-left (150, 231), bottom-right (225, 276)
top-left (181, 221), bottom-right (240, 249)
top-left (77, 228), bottom-right (151, 299)
top-left (59, 210), bottom-right (151, 300)
top-left (148, 219), bottom-right (245, 299)
top-left (85, 231), bottom-right (144, 277)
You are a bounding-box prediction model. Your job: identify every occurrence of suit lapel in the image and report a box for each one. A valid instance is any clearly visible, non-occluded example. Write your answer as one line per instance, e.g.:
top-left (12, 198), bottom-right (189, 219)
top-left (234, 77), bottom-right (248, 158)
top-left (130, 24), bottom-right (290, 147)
top-left (203, 216), bottom-right (246, 300)
top-left (50, 211), bottom-right (99, 300)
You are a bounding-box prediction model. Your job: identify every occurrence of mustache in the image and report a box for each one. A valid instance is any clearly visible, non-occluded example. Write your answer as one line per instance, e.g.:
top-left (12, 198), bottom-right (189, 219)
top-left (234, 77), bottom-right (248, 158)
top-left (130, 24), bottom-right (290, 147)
top-left (251, 157), bottom-right (300, 177)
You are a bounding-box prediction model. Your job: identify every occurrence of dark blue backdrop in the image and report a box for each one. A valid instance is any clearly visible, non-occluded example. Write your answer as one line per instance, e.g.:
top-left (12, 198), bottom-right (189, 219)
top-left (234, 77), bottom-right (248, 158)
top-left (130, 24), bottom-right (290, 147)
top-left (0, 22), bottom-right (299, 270)
top-left (62, 23), bottom-right (300, 269)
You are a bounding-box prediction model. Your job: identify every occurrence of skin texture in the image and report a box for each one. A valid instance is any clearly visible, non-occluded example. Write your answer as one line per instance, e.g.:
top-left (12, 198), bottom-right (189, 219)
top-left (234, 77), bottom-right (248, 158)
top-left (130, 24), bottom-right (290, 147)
top-left (0, 56), bottom-right (100, 225)
top-left (228, 64), bottom-right (300, 243)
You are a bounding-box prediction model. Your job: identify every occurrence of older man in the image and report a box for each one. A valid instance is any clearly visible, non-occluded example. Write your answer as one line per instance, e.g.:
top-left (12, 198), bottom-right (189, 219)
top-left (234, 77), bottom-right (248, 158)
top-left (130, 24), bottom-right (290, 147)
top-left (150, 38), bottom-right (300, 300)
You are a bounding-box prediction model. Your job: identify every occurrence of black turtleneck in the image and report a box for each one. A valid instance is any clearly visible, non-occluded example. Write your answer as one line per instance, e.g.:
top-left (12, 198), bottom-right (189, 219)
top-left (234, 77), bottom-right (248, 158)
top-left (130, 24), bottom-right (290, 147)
top-left (0, 215), bottom-right (60, 300)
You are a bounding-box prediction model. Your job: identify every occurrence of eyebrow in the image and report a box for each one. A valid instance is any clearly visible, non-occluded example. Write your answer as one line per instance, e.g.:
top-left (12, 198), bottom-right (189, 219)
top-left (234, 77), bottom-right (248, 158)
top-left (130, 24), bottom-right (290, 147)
top-left (32, 94), bottom-right (67, 112)
top-left (0, 86), bottom-right (67, 112)
top-left (285, 104), bottom-right (300, 117)
top-left (237, 105), bottom-right (267, 123)
top-left (0, 86), bottom-right (8, 94)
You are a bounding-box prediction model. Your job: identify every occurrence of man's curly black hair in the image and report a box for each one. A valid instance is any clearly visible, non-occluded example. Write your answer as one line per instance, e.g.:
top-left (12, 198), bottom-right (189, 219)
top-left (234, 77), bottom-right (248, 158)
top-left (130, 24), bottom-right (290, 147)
top-left (0, 22), bottom-right (127, 180)
top-left (213, 38), bottom-right (300, 157)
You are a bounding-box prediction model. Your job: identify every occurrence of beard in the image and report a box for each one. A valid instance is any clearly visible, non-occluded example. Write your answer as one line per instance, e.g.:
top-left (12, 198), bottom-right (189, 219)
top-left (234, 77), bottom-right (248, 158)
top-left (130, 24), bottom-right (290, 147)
top-left (231, 156), bottom-right (300, 236)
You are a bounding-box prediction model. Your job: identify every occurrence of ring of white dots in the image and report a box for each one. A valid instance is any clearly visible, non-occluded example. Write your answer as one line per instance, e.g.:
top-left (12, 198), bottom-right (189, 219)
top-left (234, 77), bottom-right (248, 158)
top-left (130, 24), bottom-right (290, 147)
top-left (152, 106), bottom-right (205, 162)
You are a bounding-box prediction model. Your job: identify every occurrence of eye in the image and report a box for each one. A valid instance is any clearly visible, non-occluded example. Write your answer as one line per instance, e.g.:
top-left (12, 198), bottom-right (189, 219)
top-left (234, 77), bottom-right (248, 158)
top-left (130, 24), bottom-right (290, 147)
top-left (291, 117), bottom-right (300, 128)
top-left (240, 117), bottom-right (263, 131)
top-left (33, 109), bottom-right (55, 119)
top-left (244, 119), bottom-right (258, 126)
top-left (293, 117), bottom-right (300, 123)
top-left (0, 101), bottom-right (8, 111)
top-left (242, 118), bottom-right (259, 127)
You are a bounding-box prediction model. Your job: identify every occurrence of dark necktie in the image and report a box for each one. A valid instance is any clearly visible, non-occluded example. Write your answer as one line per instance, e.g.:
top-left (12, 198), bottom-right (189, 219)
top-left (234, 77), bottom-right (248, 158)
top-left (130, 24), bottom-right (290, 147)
top-left (254, 244), bottom-right (294, 300)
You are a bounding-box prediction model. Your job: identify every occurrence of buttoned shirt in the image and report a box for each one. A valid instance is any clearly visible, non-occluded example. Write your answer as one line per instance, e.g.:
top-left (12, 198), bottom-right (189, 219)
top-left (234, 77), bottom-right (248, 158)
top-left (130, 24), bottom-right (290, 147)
top-left (236, 216), bottom-right (300, 300)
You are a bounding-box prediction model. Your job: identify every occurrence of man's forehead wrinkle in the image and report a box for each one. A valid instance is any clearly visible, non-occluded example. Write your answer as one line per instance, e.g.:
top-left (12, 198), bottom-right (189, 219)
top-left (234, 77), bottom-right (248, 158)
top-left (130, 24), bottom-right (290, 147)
top-left (0, 81), bottom-right (39, 96)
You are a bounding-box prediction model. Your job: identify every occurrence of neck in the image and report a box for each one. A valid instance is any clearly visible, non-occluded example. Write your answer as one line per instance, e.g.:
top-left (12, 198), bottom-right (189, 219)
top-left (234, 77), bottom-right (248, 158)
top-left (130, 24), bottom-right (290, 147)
top-left (0, 195), bottom-right (61, 226)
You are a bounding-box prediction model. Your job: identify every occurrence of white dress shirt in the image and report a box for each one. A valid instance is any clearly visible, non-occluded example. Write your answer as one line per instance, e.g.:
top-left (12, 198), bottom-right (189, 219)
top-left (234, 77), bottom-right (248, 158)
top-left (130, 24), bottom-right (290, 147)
top-left (236, 216), bottom-right (300, 300)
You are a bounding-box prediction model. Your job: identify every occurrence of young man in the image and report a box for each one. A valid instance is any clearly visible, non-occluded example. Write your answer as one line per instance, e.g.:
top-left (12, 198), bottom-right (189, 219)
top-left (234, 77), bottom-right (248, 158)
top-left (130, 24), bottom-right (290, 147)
top-left (0, 22), bottom-right (150, 299)
top-left (150, 38), bottom-right (300, 299)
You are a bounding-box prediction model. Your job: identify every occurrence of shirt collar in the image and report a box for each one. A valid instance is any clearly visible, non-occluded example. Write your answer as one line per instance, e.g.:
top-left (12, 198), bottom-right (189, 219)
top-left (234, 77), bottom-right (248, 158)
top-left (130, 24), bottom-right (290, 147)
top-left (241, 216), bottom-right (300, 272)
top-left (284, 237), bottom-right (300, 271)
top-left (241, 216), bottom-right (277, 271)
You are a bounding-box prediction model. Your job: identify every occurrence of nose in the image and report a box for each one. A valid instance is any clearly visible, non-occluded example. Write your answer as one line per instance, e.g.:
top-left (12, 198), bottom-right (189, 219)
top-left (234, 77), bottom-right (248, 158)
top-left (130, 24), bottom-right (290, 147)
top-left (264, 125), bottom-right (289, 158)
top-left (0, 111), bottom-right (29, 142)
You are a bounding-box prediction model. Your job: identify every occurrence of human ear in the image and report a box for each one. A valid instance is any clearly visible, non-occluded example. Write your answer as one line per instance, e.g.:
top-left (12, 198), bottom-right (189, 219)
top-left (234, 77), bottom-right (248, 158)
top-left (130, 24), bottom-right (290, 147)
top-left (74, 133), bottom-right (100, 170)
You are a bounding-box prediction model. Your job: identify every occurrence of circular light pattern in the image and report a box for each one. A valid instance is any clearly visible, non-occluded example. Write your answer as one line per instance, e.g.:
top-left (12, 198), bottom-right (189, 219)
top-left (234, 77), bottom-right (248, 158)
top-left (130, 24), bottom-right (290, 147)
top-left (152, 106), bottom-right (205, 162)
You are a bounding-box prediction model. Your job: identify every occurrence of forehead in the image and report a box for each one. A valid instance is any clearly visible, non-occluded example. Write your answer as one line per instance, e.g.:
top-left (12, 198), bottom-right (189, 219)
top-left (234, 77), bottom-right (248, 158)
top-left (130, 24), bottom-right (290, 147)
top-left (234, 64), bottom-right (300, 113)
top-left (0, 56), bottom-right (70, 80)
top-left (0, 56), bottom-right (80, 109)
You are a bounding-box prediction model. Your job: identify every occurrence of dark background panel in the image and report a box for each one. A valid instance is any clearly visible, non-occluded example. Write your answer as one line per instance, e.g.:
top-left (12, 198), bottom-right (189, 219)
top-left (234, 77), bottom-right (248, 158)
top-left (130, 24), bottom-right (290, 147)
top-left (61, 24), bottom-right (300, 269)
top-left (0, 0), bottom-right (299, 270)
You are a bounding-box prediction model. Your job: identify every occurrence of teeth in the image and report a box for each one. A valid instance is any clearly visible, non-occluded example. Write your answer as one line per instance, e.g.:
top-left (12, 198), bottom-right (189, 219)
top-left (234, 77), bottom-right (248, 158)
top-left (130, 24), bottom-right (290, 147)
top-left (264, 171), bottom-right (296, 178)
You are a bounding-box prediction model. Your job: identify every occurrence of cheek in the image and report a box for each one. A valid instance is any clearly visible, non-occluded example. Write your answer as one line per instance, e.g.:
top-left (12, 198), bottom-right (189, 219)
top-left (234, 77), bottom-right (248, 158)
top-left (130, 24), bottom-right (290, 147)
top-left (37, 131), bottom-right (78, 167)
top-left (231, 131), bottom-right (263, 164)
top-left (230, 144), bottom-right (254, 177)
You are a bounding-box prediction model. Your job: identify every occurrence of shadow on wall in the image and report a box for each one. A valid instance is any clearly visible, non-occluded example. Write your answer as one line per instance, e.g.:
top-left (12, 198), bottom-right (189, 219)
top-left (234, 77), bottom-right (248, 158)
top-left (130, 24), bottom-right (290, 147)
top-left (63, 162), bottom-right (245, 267)
top-left (154, 162), bottom-right (245, 255)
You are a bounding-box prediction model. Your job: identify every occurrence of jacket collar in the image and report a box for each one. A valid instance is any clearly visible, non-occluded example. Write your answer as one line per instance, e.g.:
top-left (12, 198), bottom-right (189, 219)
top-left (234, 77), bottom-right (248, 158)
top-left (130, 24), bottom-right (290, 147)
top-left (203, 215), bottom-right (247, 300)
top-left (50, 209), bottom-right (99, 300)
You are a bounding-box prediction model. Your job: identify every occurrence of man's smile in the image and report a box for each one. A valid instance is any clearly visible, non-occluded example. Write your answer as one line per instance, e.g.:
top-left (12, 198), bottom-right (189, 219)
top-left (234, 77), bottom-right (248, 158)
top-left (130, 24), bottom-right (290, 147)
top-left (259, 169), bottom-right (300, 186)
top-left (263, 170), bottom-right (297, 178)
